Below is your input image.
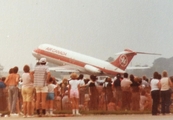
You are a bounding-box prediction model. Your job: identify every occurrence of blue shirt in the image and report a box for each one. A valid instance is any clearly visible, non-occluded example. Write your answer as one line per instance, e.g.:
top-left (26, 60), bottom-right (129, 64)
top-left (0, 81), bottom-right (6, 88)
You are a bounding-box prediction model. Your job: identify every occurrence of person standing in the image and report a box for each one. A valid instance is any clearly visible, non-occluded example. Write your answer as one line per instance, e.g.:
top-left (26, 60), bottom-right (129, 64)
top-left (103, 77), bottom-right (113, 107)
top-left (5, 67), bottom-right (20, 116)
top-left (141, 76), bottom-right (150, 90)
top-left (160, 70), bottom-right (172, 115)
top-left (121, 73), bottom-right (132, 111)
top-left (113, 73), bottom-right (122, 109)
top-left (21, 65), bottom-right (34, 117)
top-left (78, 74), bottom-right (85, 109)
top-left (46, 77), bottom-right (57, 116)
top-left (130, 75), bottom-right (141, 111)
top-left (33, 58), bottom-right (50, 117)
top-left (139, 90), bottom-right (149, 111)
top-left (62, 90), bottom-right (70, 110)
top-left (88, 75), bottom-right (99, 110)
top-left (69, 73), bottom-right (81, 115)
top-left (0, 77), bottom-right (6, 111)
top-left (150, 71), bottom-right (160, 115)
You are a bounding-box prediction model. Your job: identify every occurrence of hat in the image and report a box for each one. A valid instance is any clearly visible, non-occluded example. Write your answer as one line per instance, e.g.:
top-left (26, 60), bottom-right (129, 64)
top-left (70, 73), bottom-right (78, 79)
top-left (39, 58), bottom-right (47, 63)
top-left (90, 75), bottom-right (97, 81)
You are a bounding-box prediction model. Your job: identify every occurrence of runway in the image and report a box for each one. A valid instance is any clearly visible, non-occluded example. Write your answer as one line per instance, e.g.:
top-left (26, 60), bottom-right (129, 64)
top-left (1, 114), bottom-right (173, 120)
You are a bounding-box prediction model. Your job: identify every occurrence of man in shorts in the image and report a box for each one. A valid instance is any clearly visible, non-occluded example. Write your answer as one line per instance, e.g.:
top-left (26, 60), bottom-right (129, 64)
top-left (33, 58), bottom-right (50, 117)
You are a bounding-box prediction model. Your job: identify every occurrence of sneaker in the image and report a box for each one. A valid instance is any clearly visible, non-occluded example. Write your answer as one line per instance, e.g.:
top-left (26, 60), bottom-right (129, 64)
top-left (45, 113), bottom-right (50, 116)
top-left (23, 115), bottom-right (27, 118)
top-left (10, 113), bottom-right (19, 117)
top-left (27, 115), bottom-right (33, 118)
top-left (49, 113), bottom-right (55, 116)
top-left (4, 115), bottom-right (9, 117)
top-left (76, 113), bottom-right (81, 116)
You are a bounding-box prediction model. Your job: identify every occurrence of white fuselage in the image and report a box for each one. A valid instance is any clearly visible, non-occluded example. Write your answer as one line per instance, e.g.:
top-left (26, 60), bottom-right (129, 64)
top-left (32, 44), bottom-right (125, 76)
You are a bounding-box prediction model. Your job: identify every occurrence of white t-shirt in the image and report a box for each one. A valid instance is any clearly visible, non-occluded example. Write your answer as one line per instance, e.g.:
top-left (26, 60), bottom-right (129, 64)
top-left (78, 79), bottom-right (85, 86)
top-left (150, 78), bottom-right (159, 91)
top-left (121, 78), bottom-right (132, 87)
top-left (22, 73), bottom-right (33, 88)
top-left (47, 83), bottom-right (57, 93)
top-left (69, 79), bottom-right (80, 90)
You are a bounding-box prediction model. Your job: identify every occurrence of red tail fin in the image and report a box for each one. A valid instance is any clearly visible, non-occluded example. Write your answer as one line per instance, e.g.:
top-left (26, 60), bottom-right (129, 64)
top-left (111, 49), bottom-right (137, 71)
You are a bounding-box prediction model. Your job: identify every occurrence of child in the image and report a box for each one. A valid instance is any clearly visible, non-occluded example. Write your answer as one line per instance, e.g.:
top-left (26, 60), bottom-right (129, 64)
top-left (140, 90), bottom-right (149, 111)
top-left (107, 98), bottom-right (116, 111)
top-left (46, 77), bottom-right (57, 116)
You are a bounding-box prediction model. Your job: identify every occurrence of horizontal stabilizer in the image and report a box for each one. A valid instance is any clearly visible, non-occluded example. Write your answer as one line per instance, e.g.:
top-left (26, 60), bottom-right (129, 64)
top-left (115, 49), bottom-right (161, 56)
top-left (136, 52), bottom-right (161, 55)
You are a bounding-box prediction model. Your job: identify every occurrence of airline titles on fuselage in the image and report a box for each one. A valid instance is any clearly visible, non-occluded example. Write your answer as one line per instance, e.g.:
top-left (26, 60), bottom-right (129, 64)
top-left (45, 47), bottom-right (67, 56)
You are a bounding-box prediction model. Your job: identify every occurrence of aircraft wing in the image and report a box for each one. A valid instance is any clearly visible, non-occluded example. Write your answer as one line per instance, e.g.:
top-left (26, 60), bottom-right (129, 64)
top-left (49, 66), bottom-right (80, 73)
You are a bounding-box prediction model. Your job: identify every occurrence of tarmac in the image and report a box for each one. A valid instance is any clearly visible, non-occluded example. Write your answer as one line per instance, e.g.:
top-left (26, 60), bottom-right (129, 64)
top-left (1, 114), bottom-right (173, 120)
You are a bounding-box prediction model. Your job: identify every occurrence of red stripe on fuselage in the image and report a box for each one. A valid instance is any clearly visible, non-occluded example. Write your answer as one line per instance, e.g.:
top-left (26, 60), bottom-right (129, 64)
top-left (36, 48), bottom-right (86, 67)
top-left (35, 48), bottom-right (118, 76)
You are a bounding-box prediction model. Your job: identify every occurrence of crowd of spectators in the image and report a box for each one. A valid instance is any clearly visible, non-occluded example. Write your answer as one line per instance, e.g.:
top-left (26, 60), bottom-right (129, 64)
top-left (0, 58), bottom-right (173, 117)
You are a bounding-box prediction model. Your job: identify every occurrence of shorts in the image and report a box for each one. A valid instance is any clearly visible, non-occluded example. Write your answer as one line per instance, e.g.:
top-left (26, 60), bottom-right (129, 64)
top-left (22, 87), bottom-right (34, 102)
top-left (47, 93), bottom-right (55, 100)
top-left (35, 86), bottom-right (48, 93)
top-left (70, 89), bottom-right (79, 98)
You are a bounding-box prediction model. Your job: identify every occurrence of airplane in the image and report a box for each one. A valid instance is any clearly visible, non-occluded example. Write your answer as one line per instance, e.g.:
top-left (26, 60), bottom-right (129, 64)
top-left (32, 44), bottom-right (161, 77)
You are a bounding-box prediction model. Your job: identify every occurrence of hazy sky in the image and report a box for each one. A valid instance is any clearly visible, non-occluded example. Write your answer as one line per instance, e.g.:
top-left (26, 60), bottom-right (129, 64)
top-left (0, 0), bottom-right (173, 71)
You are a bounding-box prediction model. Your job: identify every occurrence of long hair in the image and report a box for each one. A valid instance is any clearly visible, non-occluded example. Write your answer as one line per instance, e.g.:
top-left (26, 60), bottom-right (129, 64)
top-left (153, 71), bottom-right (159, 79)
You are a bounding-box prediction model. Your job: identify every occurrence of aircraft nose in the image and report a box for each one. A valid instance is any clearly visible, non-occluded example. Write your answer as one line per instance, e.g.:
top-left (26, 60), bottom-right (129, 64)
top-left (32, 49), bottom-right (40, 59)
top-left (32, 50), bottom-right (37, 57)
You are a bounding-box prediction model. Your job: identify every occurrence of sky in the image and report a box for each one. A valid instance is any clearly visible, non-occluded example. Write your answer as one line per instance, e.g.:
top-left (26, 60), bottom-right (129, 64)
top-left (0, 0), bottom-right (173, 71)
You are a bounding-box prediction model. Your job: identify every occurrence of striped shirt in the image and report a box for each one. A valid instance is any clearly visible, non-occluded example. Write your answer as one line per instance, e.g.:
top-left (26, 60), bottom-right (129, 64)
top-left (33, 65), bottom-right (49, 87)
